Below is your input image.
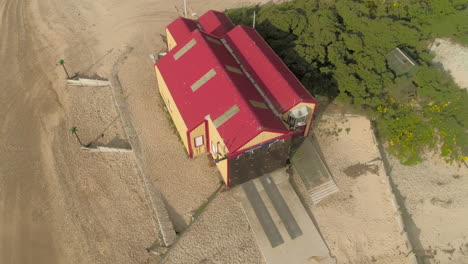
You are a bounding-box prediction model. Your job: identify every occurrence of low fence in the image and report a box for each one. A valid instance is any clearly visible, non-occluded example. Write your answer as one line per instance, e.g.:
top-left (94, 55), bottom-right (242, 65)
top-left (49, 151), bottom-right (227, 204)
top-left (81, 146), bottom-right (133, 153)
top-left (67, 78), bottom-right (110, 87)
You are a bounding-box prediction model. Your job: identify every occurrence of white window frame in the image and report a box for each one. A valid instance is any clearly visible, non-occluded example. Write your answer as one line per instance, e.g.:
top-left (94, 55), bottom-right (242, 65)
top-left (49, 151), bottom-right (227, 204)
top-left (194, 136), bottom-right (204, 147)
top-left (211, 142), bottom-right (218, 153)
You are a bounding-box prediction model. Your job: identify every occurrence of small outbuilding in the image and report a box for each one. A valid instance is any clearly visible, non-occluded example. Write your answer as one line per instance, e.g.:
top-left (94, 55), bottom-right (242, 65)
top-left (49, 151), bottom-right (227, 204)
top-left (156, 10), bottom-right (317, 187)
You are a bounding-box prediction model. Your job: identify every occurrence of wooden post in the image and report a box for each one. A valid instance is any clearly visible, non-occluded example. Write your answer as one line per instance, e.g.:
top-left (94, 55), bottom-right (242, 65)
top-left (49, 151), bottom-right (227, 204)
top-left (253, 11), bottom-right (256, 28)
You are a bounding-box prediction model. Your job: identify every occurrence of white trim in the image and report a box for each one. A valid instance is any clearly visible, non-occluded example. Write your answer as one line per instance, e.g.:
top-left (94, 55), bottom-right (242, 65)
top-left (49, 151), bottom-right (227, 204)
top-left (395, 48), bottom-right (416, 66)
top-left (194, 136), bottom-right (204, 147)
top-left (211, 142), bottom-right (218, 153)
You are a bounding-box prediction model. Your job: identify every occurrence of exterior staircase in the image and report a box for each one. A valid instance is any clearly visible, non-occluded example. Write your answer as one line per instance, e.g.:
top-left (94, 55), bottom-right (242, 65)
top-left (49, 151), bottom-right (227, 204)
top-left (291, 136), bottom-right (339, 205)
top-left (309, 179), bottom-right (339, 204)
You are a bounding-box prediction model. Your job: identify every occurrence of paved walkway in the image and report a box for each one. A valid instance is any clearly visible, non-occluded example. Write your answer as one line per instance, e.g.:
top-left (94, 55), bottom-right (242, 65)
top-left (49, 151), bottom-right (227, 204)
top-left (233, 171), bottom-right (335, 264)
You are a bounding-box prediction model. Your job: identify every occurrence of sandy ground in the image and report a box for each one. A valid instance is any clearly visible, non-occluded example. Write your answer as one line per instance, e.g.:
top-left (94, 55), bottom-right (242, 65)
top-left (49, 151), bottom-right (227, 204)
top-left (0, 0), bottom-right (272, 263)
top-left (291, 116), bottom-right (409, 264)
top-left (113, 0), bottom-right (282, 233)
top-left (162, 191), bottom-right (265, 264)
top-left (3, 0), bottom-right (442, 263)
top-left (68, 85), bottom-right (129, 149)
top-left (389, 155), bottom-right (468, 264)
top-left (430, 38), bottom-right (468, 90)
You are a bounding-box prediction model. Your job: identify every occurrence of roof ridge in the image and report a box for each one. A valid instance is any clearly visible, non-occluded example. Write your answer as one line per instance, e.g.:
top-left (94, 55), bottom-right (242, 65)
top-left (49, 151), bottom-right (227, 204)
top-left (207, 50), bottom-right (284, 132)
top-left (193, 32), bottom-right (287, 133)
top-left (225, 25), bottom-right (317, 113)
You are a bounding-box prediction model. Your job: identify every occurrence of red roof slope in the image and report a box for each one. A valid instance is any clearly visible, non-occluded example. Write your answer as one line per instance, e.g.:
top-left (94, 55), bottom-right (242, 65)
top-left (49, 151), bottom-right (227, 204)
top-left (198, 10), bottom-right (234, 37)
top-left (166, 17), bottom-right (198, 45)
top-left (225, 26), bottom-right (317, 114)
top-left (156, 30), bottom-right (289, 153)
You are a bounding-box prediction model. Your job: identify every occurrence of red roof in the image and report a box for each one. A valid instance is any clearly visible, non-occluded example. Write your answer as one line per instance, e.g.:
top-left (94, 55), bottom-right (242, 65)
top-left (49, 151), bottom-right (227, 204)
top-left (198, 10), bottom-right (234, 37)
top-left (225, 26), bottom-right (317, 113)
top-left (166, 17), bottom-right (198, 45)
top-left (156, 30), bottom-right (289, 153)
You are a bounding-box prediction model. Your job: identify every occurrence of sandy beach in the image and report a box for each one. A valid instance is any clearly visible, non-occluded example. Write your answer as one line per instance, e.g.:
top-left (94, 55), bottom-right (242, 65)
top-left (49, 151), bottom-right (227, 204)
top-left (389, 154), bottom-right (468, 263)
top-left (430, 38), bottom-right (468, 90)
top-left (2, 0), bottom-right (466, 263)
top-left (302, 116), bottom-right (409, 264)
top-left (0, 0), bottom-right (269, 263)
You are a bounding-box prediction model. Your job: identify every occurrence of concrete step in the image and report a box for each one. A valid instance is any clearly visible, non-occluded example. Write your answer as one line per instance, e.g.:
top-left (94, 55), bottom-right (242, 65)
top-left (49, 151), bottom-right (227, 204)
top-left (311, 180), bottom-right (336, 190)
top-left (310, 185), bottom-right (338, 200)
top-left (310, 180), bottom-right (339, 204)
top-left (311, 182), bottom-right (338, 197)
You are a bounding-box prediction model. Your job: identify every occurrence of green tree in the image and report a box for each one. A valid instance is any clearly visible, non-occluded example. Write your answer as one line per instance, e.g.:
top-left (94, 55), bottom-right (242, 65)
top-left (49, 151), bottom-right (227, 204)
top-left (227, 0), bottom-right (468, 164)
top-left (70, 127), bottom-right (84, 146)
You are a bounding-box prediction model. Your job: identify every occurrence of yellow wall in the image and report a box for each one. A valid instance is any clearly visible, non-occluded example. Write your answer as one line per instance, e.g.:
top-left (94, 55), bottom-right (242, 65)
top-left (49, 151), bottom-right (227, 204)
top-left (237, 131), bottom-right (284, 152)
top-left (189, 122), bottom-right (207, 157)
top-left (166, 29), bottom-right (177, 51)
top-left (206, 117), bottom-right (229, 184)
top-left (155, 66), bottom-right (189, 151)
top-left (216, 159), bottom-right (229, 186)
top-left (282, 102), bottom-right (316, 137)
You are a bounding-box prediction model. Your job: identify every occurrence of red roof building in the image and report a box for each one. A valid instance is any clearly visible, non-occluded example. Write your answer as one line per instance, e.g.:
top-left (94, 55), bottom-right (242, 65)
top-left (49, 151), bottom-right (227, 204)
top-left (156, 11), bottom-right (317, 187)
top-left (225, 26), bottom-right (317, 114)
top-left (157, 29), bottom-right (290, 154)
top-left (166, 17), bottom-right (198, 50)
top-left (198, 10), bottom-right (235, 37)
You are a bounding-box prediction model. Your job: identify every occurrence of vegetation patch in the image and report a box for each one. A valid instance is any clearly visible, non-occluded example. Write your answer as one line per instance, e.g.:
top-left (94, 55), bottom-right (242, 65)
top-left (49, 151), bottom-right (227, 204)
top-left (226, 0), bottom-right (468, 165)
top-left (317, 120), bottom-right (345, 137)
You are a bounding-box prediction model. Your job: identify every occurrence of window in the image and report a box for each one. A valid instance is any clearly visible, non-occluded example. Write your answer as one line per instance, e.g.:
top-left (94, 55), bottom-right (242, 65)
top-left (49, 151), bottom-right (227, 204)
top-left (194, 136), bottom-right (204, 147)
top-left (211, 142), bottom-right (218, 153)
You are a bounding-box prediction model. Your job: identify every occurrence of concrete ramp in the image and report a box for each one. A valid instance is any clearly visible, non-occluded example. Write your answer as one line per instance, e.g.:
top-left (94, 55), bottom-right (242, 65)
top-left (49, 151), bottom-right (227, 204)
top-left (233, 171), bottom-right (335, 264)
